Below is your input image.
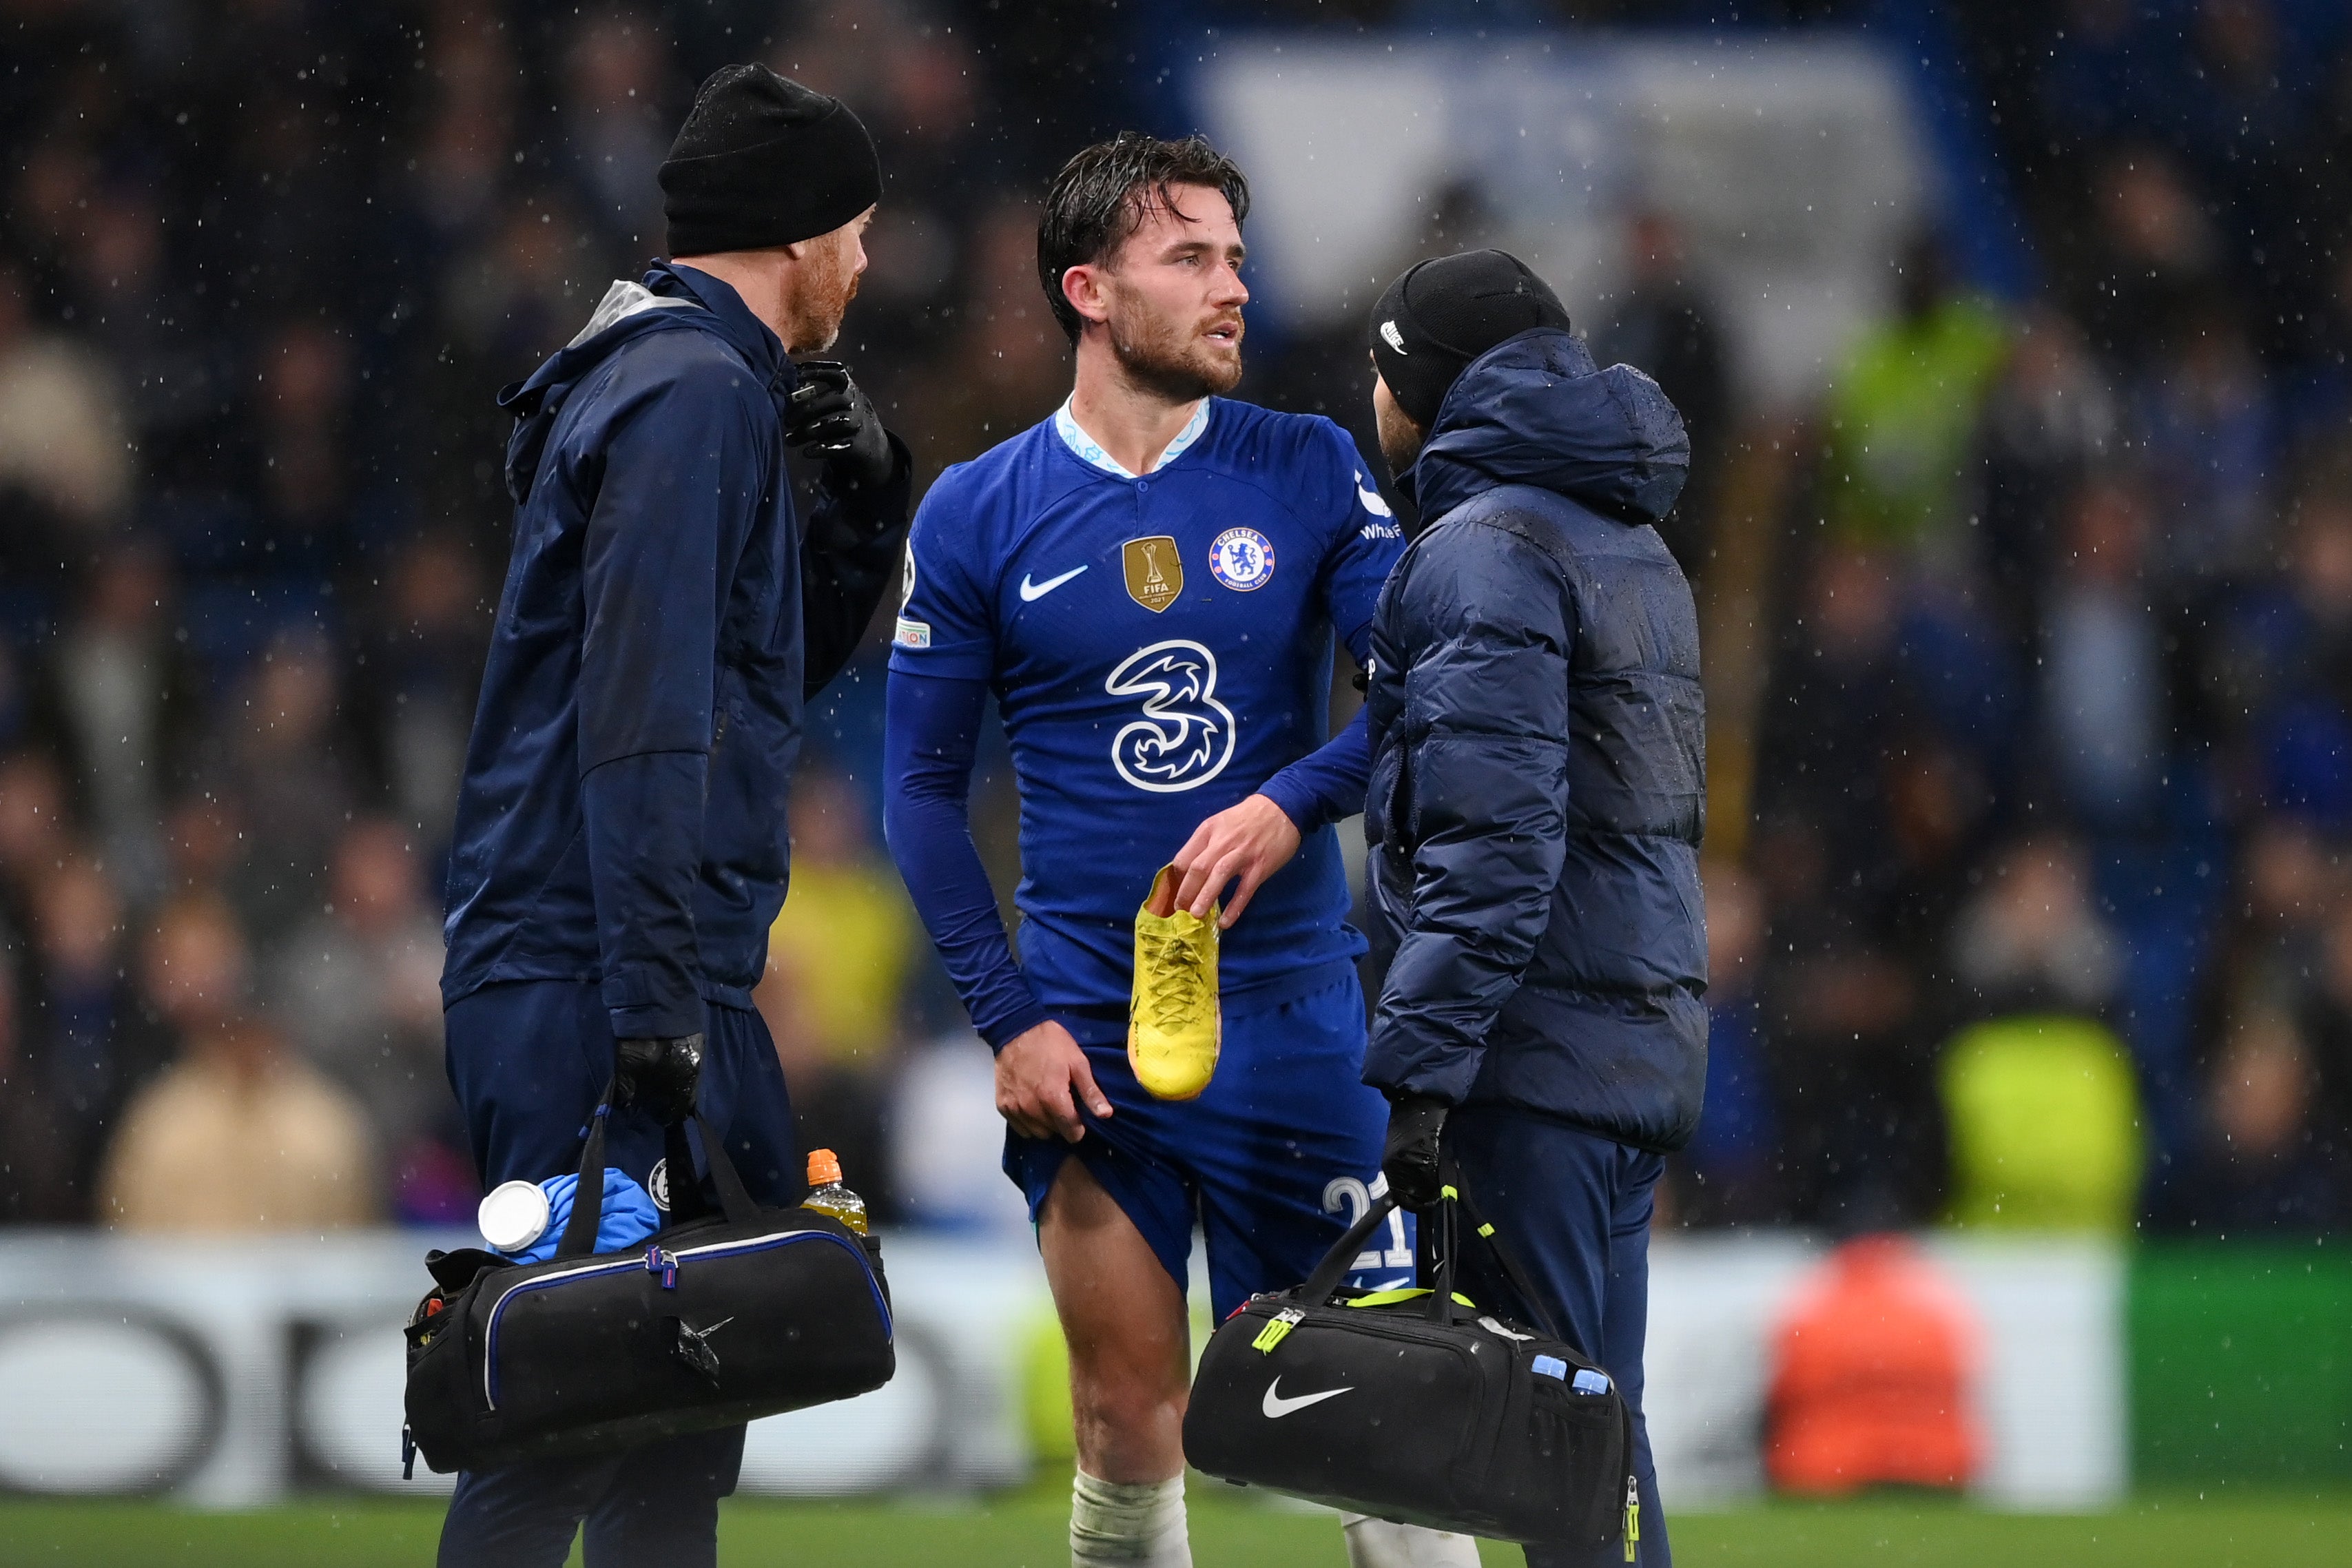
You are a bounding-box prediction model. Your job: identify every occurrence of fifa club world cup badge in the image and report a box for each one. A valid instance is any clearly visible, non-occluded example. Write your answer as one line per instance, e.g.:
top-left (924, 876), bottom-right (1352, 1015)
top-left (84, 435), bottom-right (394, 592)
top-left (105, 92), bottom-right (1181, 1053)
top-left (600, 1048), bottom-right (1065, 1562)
top-left (1208, 527), bottom-right (1276, 592)
top-left (1124, 535), bottom-right (1183, 612)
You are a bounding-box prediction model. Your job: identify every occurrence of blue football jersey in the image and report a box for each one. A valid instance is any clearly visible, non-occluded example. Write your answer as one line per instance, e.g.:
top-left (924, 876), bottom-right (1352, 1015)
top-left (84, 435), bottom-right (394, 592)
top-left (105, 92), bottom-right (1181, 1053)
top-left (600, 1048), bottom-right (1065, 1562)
top-left (889, 398), bottom-right (1404, 1018)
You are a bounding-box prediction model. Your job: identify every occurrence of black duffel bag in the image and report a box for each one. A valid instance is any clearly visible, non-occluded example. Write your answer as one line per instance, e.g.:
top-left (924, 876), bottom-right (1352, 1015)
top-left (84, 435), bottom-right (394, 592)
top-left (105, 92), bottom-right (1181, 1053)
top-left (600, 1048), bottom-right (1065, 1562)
top-left (402, 1081), bottom-right (894, 1474)
top-left (1184, 1180), bottom-right (1633, 1549)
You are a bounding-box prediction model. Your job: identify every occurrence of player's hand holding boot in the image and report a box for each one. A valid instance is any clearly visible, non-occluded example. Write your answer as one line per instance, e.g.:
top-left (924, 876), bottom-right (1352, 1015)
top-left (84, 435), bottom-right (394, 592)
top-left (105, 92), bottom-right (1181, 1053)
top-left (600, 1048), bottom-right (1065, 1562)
top-left (1128, 864), bottom-right (1221, 1100)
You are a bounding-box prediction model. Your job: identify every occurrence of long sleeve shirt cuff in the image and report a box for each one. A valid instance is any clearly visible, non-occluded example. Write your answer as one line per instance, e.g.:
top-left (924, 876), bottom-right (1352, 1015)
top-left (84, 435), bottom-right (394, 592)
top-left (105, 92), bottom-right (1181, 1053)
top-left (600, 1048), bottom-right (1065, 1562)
top-left (1257, 769), bottom-right (1328, 835)
top-left (978, 997), bottom-right (1053, 1053)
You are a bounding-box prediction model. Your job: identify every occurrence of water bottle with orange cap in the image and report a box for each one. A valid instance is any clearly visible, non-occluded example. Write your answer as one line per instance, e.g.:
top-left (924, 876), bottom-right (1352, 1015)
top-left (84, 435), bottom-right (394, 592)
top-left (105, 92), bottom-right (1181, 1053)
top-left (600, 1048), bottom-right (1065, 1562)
top-left (799, 1147), bottom-right (867, 1235)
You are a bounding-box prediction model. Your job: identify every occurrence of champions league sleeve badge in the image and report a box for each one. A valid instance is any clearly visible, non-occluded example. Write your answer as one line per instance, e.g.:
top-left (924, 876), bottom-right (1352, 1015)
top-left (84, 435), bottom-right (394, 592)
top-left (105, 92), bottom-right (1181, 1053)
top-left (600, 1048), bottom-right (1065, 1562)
top-left (1208, 527), bottom-right (1276, 592)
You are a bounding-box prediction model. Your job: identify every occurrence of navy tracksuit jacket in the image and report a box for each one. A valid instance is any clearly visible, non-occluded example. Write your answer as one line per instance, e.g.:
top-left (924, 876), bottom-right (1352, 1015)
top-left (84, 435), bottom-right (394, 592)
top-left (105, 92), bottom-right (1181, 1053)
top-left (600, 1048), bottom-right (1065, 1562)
top-left (441, 260), bottom-right (909, 1042)
top-left (1365, 327), bottom-right (1705, 1567)
top-left (434, 262), bottom-right (907, 1568)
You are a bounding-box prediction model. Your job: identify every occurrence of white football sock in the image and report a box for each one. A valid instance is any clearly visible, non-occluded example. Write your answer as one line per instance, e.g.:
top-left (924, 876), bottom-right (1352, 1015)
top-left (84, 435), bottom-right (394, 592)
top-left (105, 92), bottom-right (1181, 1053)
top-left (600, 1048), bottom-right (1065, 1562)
top-left (1070, 1469), bottom-right (1192, 1567)
top-left (1341, 1512), bottom-right (1483, 1568)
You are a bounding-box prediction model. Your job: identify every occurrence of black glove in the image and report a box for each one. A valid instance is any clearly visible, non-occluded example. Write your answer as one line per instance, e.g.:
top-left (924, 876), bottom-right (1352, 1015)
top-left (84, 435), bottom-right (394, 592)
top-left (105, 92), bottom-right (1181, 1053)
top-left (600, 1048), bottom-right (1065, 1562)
top-left (615, 1033), bottom-right (704, 1125)
top-left (786, 361), bottom-right (898, 489)
top-left (1381, 1091), bottom-right (1450, 1210)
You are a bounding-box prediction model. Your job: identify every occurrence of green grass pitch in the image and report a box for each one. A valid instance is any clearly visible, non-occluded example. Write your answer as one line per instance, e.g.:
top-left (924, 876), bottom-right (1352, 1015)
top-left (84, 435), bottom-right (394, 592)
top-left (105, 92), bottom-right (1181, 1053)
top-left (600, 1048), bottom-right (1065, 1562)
top-left (1, 1485), bottom-right (2345, 1566)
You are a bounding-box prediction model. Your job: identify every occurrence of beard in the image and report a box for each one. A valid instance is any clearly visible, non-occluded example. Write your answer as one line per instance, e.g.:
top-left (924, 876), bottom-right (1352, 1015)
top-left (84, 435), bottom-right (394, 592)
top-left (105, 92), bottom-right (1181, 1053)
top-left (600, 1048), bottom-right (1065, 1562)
top-left (788, 243), bottom-right (861, 353)
top-left (1106, 287), bottom-right (1244, 402)
top-left (1375, 398), bottom-right (1425, 479)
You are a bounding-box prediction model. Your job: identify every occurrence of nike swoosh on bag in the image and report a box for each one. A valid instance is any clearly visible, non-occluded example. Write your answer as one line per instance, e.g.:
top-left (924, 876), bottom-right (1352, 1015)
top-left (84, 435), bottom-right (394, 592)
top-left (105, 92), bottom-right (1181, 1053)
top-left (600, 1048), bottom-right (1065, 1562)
top-left (1261, 1377), bottom-right (1353, 1419)
top-left (1019, 566), bottom-right (1089, 601)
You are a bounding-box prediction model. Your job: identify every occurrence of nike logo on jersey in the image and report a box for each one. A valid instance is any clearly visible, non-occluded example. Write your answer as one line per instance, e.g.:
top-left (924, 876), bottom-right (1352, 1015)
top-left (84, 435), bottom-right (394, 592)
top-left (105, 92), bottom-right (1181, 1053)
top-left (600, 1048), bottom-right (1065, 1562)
top-left (1262, 1377), bottom-right (1353, 1419)
top-left (1019, 565), bottom-right (1089, 601)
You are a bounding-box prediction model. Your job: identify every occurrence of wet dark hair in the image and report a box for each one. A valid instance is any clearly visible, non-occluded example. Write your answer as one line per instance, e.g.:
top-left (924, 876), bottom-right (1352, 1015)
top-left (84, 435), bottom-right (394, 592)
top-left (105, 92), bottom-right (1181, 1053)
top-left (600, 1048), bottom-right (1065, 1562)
top-left (1037, 132), bottom-right (1251, 344)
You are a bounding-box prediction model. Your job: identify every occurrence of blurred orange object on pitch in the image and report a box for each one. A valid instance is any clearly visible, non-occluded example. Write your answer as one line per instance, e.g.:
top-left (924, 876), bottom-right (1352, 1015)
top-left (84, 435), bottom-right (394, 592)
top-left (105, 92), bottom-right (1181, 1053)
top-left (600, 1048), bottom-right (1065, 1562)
top-left (1764, 1234), bottom-right (1982, 1496)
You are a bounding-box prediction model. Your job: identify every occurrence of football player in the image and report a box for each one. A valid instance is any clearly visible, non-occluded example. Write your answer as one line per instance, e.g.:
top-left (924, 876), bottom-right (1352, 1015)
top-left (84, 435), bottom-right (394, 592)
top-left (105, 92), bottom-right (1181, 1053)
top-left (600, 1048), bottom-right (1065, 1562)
top-left (882, 134), bottom-right (1470, 1568)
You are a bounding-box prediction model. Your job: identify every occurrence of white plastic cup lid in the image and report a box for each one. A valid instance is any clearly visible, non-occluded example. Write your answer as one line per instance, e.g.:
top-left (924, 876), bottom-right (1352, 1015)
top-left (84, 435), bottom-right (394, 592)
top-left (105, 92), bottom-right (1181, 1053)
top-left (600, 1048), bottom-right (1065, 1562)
top-left (479, 1179), bottom-right (553, 1253)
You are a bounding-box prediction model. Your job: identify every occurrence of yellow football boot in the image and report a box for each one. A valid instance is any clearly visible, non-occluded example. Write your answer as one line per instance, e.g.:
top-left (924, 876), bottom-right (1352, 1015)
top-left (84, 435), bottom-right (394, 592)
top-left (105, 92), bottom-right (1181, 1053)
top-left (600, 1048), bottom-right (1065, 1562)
top-left (1128, 865), bottom-right (1221, 1101)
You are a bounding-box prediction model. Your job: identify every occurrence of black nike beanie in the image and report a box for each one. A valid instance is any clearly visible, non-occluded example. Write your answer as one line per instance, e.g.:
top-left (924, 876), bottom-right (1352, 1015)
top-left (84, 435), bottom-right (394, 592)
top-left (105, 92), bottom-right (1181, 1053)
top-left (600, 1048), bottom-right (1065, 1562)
top-left (1368, 249), bottom-right (1574, 428)
top-left (660, 65), bottom-right (880, 256)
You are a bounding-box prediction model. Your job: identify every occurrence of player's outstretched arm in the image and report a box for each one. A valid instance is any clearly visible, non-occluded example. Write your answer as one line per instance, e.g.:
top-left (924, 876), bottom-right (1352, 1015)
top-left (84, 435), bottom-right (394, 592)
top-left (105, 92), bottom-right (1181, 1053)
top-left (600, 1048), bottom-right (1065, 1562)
top-left (994, 1018), bottom-right (1113, 1143)
top-left (883, 666), bottom-right (1055, 1042)
top-left (1168, 791), bottom-right (1303, 927)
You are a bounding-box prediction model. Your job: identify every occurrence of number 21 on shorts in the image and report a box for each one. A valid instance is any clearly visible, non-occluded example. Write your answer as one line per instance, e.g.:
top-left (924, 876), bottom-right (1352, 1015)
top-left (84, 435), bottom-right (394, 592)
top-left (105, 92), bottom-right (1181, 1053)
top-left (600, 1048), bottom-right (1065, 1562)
top-left (1323, 1175), bottom-right (1414, 1275)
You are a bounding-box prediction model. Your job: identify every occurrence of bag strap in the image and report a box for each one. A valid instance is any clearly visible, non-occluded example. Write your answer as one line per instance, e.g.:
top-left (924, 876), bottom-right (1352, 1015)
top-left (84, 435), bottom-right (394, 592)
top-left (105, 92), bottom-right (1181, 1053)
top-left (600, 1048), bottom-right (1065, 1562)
top-left (1294, 1164), bottom-right (1601, 1367)
top-left (1316, 1188), bottom-right (1466, 1330)
top-left (552, 1072), bottom-right (764, 1258)
top-left (663, 1121), bottom-right (710, 1224)
top-left (690, 1115), bottom-right (763, 1228)
top-left (1299, 1189), bottom-right (1402, 1305)
top-left (554, 1075), bottom-right (617, 1259)
top-left (1424, 1187), bottom-right (1462, 1325)
top-left (1443, 1160), bottom-right (1585, 1355)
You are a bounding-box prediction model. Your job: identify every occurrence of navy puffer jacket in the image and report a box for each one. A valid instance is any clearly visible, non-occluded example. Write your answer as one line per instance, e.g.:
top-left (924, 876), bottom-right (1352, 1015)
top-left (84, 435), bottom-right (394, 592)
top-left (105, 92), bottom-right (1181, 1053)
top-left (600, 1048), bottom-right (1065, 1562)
top-left (1363, 328), bottom-right (1707, 1152)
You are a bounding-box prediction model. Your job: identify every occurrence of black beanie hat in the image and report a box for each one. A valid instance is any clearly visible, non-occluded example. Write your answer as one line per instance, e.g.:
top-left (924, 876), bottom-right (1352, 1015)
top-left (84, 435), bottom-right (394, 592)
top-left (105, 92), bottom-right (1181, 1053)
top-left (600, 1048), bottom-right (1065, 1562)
top-left (1368, 249), bottom-right (1573, 428)
top-left (660, 65), bottom-right (880, 256)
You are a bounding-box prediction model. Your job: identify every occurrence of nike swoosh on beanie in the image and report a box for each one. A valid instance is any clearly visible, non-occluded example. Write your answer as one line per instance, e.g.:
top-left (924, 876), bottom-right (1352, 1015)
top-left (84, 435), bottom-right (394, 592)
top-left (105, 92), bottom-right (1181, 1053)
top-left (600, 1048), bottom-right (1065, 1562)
top-left (1368, 249), bottom-right (1572, 429)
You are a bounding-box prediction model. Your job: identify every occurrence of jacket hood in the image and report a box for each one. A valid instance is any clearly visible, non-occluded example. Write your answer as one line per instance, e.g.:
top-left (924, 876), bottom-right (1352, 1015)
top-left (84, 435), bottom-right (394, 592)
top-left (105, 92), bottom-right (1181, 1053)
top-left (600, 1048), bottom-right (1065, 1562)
top-left (497, 260), bottom-right (790, 504)
top-left (1405, 328), bottom-right (1689, 531)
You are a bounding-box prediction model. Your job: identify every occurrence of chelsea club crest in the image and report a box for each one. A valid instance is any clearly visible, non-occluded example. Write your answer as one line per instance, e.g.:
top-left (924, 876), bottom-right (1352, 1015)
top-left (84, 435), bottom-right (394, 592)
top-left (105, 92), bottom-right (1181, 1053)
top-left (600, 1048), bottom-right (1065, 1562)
top-left (1208, 527), bottom-right (1276, 592)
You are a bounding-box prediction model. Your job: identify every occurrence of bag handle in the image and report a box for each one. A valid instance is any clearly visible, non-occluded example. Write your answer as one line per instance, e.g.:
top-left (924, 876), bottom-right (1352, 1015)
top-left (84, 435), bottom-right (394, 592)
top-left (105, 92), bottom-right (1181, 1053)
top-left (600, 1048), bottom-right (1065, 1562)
top-left (1440, 1157), bottom-right (1590, 1357)
top-left (1295, 1186), bottom-right (1468, 1328)
top-left (552, 1073), bottom-right (764, 1259)
top-left (1290, 1163), bottom-right (1598, 1365)
top-left (690, 1115), bottom-right (762, 1228)
top-left (1424, 1187), bottom-right (1465, 1325)
top-left (555, 1075), bottom-right (618, 1259)
top-left (1298, 1188), bottom-right (1404, 1305)
top-left (663, 1120), bottom-right (710, 1224)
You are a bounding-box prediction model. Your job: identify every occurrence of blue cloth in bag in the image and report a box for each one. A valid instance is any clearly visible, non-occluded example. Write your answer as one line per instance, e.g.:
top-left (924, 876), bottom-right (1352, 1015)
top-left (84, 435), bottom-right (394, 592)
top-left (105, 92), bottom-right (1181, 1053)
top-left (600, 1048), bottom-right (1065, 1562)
top-left (500, 1168), bottom-right (663, 1265)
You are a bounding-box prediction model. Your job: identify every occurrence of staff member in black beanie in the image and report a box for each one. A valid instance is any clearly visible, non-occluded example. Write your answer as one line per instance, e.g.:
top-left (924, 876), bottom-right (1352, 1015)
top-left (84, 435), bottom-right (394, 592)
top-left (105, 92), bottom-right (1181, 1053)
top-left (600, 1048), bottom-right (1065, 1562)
top-left (1359, 249), bottom-right (1705, 1568)
top-left (436, 64), bottom-right (911, 1568)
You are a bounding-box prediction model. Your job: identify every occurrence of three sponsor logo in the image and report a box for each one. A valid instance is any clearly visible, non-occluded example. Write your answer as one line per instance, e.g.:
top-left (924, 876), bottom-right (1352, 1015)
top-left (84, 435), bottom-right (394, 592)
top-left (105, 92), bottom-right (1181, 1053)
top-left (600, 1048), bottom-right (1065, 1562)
top-left (1104, 639), bottom-right (1236, 794)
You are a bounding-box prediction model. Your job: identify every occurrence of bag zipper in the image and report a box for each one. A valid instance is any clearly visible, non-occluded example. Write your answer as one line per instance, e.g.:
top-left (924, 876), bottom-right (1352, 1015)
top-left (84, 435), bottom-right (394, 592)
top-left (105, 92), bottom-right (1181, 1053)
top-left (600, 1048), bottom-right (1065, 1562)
top-left (1288, 1301), bottom-right (1483, 1352)
top-left (1251, 1307), bottom-right (1305, 1354)
top-left (1239, 1300), bottom-right (1493, 1372)
top-left (481, 1225), bottom-right (889, 1410)
top-left (666, 1228), bottom-right (893, 1333)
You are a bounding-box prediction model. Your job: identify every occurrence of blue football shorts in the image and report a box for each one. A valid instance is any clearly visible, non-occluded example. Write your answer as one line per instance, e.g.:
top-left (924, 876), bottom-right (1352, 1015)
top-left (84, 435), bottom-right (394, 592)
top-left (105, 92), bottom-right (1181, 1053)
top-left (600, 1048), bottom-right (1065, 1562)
top-left (1004, 968), bottom-right (1415, 1321)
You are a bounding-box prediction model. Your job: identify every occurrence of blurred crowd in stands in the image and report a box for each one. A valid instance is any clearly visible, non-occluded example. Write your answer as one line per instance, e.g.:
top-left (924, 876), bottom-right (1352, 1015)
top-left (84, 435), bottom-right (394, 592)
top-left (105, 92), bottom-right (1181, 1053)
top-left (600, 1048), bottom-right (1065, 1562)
top-left (1685, 0), bottom-right (2352, 1240)
top-left (1, 0), bottom-right (2349, 1244)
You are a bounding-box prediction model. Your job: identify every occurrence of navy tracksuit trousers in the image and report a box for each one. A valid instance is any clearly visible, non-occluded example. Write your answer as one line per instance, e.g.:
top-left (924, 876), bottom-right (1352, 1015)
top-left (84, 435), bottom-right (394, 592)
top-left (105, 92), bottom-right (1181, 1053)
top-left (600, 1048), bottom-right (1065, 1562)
top-left (1447, 1104), bottom-right (1672, 1568)
top-left (435, 980), bottom-right (800, 1568)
